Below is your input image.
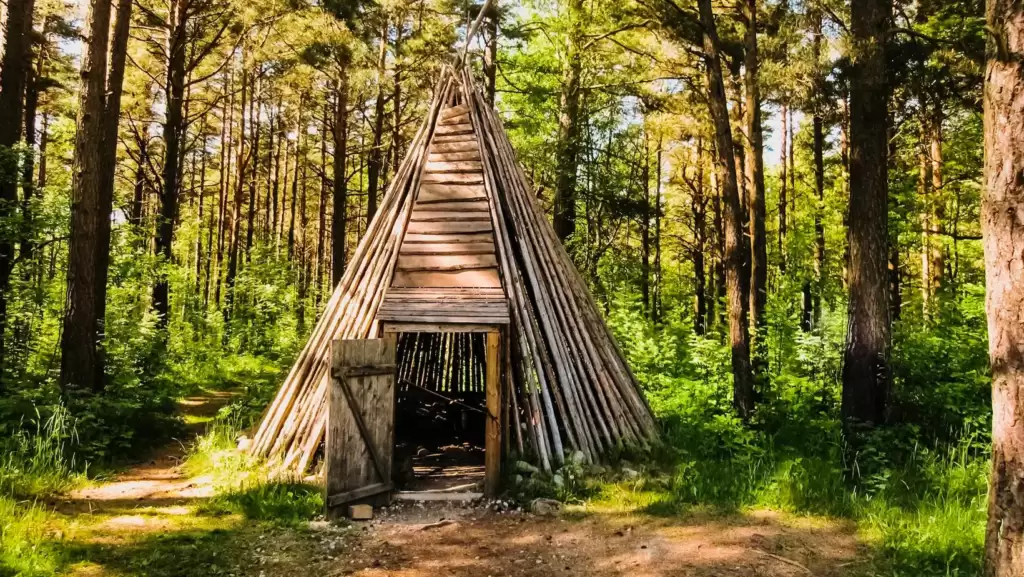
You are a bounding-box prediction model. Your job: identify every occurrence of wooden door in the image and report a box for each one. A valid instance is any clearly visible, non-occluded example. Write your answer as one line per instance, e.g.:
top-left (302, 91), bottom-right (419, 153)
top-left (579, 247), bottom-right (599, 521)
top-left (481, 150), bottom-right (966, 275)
top-left (325, 337), bottom-right (397, 518)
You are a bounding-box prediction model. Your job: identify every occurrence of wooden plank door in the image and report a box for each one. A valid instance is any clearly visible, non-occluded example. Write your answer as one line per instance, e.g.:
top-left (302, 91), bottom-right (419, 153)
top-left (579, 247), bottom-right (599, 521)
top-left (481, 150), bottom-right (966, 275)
top-left (325, 337), bottom-right (397, 518)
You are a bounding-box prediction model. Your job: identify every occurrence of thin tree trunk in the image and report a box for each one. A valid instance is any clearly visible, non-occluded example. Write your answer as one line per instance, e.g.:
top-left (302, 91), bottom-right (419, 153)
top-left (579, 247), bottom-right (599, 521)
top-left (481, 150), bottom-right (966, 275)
top-left (553, 0), bottom-right (582, 242)
top-left (919, 119), bottom-right (934, 313)
top-left (214, 71), bottom-right (233, 307)
top-left (316, 102), bottom-right (328, 307)
top-left (484, 4), bottom-right (498, 105)
top-left (245, 70), bottom-right (261, 261)
top-left (0, 0), bottom-right (37, 379)
top-left (225, 65), bottom-right (250, 328)
top-left (779, 102), bottom-right (788, 273)
top-left (744, 0), bottom-right (767, 382)
top-left (153, 0), bottom-right (188, 328)
top-left (640, 137), bottom-right (651, 316)
top-left (366, 23), bottom-right (388, 225)
top-left (841, 0), bottom-right (892, 428)
top-left (692, 142), bottom-right (707, 336)
top-left (982, 4), bottom-right (1024, 573)
top-left (698, 0), bottom-right (754, 418)
top-left (332, 62), bottom-right (349, 285)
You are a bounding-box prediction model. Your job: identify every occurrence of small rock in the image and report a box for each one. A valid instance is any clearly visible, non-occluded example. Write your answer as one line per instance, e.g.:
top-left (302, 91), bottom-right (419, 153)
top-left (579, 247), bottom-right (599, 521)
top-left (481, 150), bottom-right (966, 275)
top-left (622, 468), bottom-right (640, 480)
top-left (530, 498), bottom-right (562, 517)
top-left (568, 450), bottom-right (587, 466)
top-left (515, 461), bottom-right (540, 475)
top-left (236, 436), bottom-right (252, 451)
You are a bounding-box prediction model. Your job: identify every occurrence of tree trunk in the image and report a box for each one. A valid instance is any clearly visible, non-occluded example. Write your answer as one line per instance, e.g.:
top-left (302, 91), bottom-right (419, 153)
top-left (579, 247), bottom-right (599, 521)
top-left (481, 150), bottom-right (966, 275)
top-left (692, 143), bottom-right (707, 336)
top-left (919, 120), bottom-right (934, 313)
top-left (225, 66), bottom-right (250, 327)
top-left (711, 154), bottom-right (725, 329)
top-left (779, 102), bottom-right (788, 273)
top-left (287, 106), bottom-right (300, 259)
top-left (332, 63), bottom-right (349, 285)
top-left (744, 0), bottom-right (767, 381)
top-left (484, 4), bottom-right (498, 105)
top-left (654, 141), bottom-right (663, 322)
top-left (926, 109), bottom-right (945, 304)
top-left (90, 0), bottom-right (132, 387)
top-left (553, 0), bottom-right (582, 243)
top-left (316, 100), bottom-right (328, 307)
top-left (245, 71), bottom-right (261, 262)
top-left (272, 100), bottom-right (283, 248)
top-left (698, 0), bottom-right (754, 418)
top-left (983, 4), bottom-right (1024, 574)
top-left (214, 71), bottom-right (233, 307)
top-left (807, 12), bottom-right (825, 330)
top-left (841, 0), bottom-right (891, 428)
top-left (366, 23), bottom-right (388, 225)
top-left (20, 51), bottom-right (42, 275)
top-left (153, 0), bottom-right (188, 328)
top-left (0, 0), bottom-right (37, 379)
top-left (60, 0), bottom-right (112, 394)
top-left (640, 138), bottom-right (651, 316)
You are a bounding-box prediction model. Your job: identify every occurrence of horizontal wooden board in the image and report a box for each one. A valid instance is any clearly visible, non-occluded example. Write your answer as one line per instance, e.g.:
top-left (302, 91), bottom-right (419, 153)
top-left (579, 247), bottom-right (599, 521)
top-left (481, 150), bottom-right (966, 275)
top-left (421, 173), bottom-right (484, 185)
top-left (403, 233), bottom-right (494, 244)
top-left (429, 151), bottom-right (481, 163)
top-left (434, 123), bottom-right (474, 136)
top-left (392, 268), bottom-right (502, 289)
top-left (414, 200), bottom-right (489, 213)
top-left (400, 242), bottom-right (495, 255)
top-left (425, 160), bottom-right (483, 173)
top-left (410, 211), bottom-right (491, 222)
top-left (406, 220), bottom-right (492, 235)
top-left (397, 254), bottom-right (498, 271)
top-left (440, 105), bottom-right (469, 119)
top-left (385, 287), bottom-right (506, 297)
top-left (438, 113), bottom-right (470, 126)
top-left (416, 192), bottom-right (486, 205)
top-left (432, 133), bottom-right (477, 144)
top-left (430, 141), bottom-right (479, 153)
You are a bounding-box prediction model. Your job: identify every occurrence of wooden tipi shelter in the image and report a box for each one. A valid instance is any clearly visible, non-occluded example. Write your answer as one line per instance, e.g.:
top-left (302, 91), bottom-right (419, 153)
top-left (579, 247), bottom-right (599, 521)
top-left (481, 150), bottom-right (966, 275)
top-left (249, 53), bottom-right (658, 488)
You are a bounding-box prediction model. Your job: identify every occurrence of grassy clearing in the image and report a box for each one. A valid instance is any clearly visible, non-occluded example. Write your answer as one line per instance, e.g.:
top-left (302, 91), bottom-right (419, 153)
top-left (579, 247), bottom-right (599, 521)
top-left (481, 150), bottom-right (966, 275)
top-left (584, 429), bottom-right (987, 576)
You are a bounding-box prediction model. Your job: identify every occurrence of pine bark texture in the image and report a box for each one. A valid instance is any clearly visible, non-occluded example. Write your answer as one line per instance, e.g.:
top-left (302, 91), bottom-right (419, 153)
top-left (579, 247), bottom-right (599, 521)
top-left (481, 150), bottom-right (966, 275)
top-left (61, 0), bottom-right (113, 393)
top-left (0, 0), bottom-right (38, 377)
top-left (698, 0), bottom-right (754, 418)
top-left (841, 0), bottom-right (891, 427)
top-left (153, 0), bottom-right (187, 327)
top-left (553, 0), bottom-right (582, 242)
top-left (982, 2), bottom-right (1024, 574)
top-left (332, 66), bottom-right (350, 285)
top-left (744, 0), bottom-right (767, 380)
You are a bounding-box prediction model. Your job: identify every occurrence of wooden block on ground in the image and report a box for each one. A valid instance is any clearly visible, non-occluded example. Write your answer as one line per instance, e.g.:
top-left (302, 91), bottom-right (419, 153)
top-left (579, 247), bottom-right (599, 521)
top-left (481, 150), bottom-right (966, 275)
top-left (349, 504), bottom-right (374, 520)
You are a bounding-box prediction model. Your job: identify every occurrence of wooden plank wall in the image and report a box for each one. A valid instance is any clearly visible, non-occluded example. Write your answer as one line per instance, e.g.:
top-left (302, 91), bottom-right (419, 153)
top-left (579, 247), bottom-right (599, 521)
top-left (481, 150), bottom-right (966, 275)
top-left (394, 104), bottom-right (501, 289)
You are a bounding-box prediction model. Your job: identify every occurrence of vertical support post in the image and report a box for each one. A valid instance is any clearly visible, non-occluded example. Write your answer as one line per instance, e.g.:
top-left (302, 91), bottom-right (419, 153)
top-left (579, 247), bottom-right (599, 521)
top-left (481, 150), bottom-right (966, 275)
top-left (485, 328), bottom-right (502, 496)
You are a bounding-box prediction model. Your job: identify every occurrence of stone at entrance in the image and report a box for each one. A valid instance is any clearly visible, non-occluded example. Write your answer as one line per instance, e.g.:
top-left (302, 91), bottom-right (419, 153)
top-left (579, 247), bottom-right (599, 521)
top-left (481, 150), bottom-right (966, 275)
top-left (349, 504), bottom-right (374, 520)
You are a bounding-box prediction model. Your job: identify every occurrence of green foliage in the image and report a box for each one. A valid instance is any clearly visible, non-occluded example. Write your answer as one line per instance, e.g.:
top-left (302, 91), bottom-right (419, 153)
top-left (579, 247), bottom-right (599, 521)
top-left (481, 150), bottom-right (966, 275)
top-left (604, 294), bottom-right (990, 576)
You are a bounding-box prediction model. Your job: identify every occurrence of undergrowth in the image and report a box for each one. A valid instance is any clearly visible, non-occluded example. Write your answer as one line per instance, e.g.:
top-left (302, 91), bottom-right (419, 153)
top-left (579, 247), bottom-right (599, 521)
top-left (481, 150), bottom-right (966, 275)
top-left (605, 296), bottom-right (991, 577)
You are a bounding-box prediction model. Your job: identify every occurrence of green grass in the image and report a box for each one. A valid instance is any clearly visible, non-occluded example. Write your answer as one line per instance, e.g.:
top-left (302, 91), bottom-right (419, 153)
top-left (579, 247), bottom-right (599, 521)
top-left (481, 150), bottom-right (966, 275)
top-left (0, 405), bottom-right (85, 577)
top-left (588, 430), bottom-right (988, 577)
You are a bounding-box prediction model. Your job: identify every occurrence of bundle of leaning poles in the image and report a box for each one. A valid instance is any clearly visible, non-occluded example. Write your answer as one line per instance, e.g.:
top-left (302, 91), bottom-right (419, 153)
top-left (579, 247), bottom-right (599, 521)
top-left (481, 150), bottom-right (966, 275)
top-left (247, 7), bottom-right (658, 475)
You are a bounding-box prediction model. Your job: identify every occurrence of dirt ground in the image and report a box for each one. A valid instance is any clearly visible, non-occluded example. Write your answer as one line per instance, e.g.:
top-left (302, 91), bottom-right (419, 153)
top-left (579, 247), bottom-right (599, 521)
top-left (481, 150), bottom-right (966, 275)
top-left (49, 392), bottom-right (868, 577)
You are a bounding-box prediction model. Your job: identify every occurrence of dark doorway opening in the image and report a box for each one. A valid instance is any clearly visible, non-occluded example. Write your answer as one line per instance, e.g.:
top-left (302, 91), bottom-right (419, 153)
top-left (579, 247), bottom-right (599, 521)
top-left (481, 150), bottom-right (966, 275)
top-left (393, 332), bottom-right (487, 493)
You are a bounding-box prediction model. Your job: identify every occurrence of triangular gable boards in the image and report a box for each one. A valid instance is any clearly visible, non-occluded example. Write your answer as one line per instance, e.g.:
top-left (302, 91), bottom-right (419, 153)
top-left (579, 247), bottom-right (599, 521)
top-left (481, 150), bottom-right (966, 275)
top-left (250, 66), bottom-right (658, 476)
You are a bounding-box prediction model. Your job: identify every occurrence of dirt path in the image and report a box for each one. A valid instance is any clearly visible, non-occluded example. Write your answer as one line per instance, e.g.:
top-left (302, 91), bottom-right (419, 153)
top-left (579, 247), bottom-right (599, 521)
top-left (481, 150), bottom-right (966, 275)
top-left (47, 391), bottom-right (868, 577)
top-left (304, 501), bottom-right (865, 577)
top-left (59, 391), bottom-right (235, 511)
